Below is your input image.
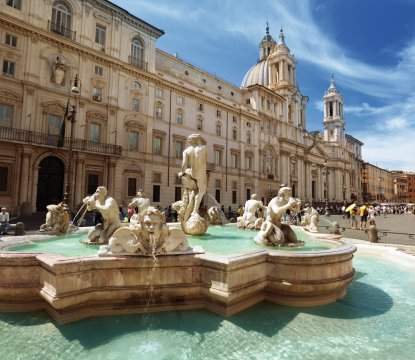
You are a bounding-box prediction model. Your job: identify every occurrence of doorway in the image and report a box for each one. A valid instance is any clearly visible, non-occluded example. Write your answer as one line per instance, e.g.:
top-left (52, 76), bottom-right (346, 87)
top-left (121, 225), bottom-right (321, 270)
top-left (36, 156), bottom-right (64, 211)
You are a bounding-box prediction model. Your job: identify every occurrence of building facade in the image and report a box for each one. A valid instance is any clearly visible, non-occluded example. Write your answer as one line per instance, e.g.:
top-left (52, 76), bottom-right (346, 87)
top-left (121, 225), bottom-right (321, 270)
top-left (362, 163), bottom-right (394, 203)
top-left (0, 0), bottom-right (363, 215)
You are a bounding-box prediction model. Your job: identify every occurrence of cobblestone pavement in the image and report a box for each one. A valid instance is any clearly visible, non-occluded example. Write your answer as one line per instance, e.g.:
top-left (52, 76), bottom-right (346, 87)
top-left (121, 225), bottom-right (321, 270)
top-left (318, 213), bottom-right (415, 255)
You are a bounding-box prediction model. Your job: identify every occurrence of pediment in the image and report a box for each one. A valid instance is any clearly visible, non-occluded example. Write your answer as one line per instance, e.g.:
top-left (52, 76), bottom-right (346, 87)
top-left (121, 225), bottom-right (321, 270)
top-left (310, 144), bottom-right (327, 158)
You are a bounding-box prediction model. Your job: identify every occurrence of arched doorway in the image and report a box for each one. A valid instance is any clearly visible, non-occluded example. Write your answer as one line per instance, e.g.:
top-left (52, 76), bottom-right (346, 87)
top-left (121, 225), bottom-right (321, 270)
top-left (36, 156), bottom-right (64, 211)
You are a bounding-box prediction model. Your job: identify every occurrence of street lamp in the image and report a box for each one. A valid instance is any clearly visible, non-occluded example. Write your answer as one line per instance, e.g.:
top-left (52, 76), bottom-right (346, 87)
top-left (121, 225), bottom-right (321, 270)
top-left (62, 74), bottom-right (81, 213)
top-left (322, 160), bottom-right (330, 216)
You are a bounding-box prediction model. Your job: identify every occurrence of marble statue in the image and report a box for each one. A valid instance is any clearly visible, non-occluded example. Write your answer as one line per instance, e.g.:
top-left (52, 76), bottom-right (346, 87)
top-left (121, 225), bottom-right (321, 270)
top-left (254, 187), bottom-right (304, 247)
top-left (128, 189), bottom-right (150, 224)
top-left (82, 186), bottom-right (122, 243)
top-left (100, 206), bottom-right (190, 256)
top-left (302, 205), bottom-right (319, 233)
top-left (50, 56), bottom-right (67, 86)
top-left (39, 202), bottom-right (70, 234)
top-left (175, 134), bottom-right (208, 235)
top-left (207, 206), bottom-right (228, 225)
top-left (237, 194), bottom-right (266, 230)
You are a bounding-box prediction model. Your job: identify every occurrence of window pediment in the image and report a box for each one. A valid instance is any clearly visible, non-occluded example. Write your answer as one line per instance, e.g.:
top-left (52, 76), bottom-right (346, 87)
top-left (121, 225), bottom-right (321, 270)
top-left (125, 119), bottom-right (145, 130)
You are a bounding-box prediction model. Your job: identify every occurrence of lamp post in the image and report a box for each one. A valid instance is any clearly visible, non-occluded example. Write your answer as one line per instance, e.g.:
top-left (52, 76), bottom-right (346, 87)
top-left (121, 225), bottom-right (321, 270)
top-left (322, 160), bottom-right (330, 216)
top-left (63, 74), bottom-right (80, 213)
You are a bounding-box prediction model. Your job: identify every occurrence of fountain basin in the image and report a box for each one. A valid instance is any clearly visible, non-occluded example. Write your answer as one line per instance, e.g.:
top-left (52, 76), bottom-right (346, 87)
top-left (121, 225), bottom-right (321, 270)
top-left (0, 233), bottom-right (355, 323)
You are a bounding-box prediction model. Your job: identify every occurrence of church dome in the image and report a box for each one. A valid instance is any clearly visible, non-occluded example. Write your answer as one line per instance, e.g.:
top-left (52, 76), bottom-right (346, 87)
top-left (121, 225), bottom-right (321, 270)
top-left (240, 59), bottom-right (269, 88)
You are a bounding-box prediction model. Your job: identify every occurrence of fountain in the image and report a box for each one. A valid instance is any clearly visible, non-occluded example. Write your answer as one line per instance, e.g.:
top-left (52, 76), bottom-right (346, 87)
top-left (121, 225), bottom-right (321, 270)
top-left (0, 133), bottom-right (356, 324)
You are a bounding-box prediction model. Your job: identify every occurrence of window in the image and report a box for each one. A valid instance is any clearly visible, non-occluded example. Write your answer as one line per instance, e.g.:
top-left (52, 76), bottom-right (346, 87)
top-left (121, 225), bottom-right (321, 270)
top-left (266, 100), bottom-right (271, 110)
top-left (216, 110), bottom-right (221, 117)
top-left (153, 136), bottom-right (162, 155)
top-left (175, 140), bottom-right (184, 160)
top-left (131, 38), bottom-right (144, 67)
top-left (132, 98), bottom-right (140, 112)
top-left (95, 24), bottom-right (106, 46)
top-left (214, 149), bottom-right (222, 166)
top-left (232, 129), bottom-right (237, 141)
top-left (175, 187), bottom-right (182, 201)
top-left (231, 154), bottom-right (238, 168)
top-left (246, 156), bottom-right (253, 170)
top-left (215, 189), bottom-right (221, 204)
top-left (94, 65), bottom-right (103, 76)
top-left (127, 178), bottom-right (137, 197)
top-left (176, 112), bottom-right (183, 125)
top-left (0, 104), bottom-right (13, 127)
top-left (87, 173), bottom-right (100, 195)
top-left (232, 191), bottom-right (237, 204)
top-left (155, 105), bottom-right (163, 119)
top-left (197, 118), bottom-right (203, 130)
top-left (0, 165), bottom-right (9, 193)
top-left (155, 88), bottom-right (163, 98)
top-left (198, 103), bottom-right (204, 111)
top-left (47, 114), bottom-right (62, 135)
top-left (89, 123), bottom-right (101, 142)
top-left (215, 179), bottom-right (221, 188)
top-left (153, 185), bottom-right (160, 202)
top-left (6, 0), bottom-right (21, 10)
top-left (216, 124), bottom-right (221, 136)
top-left (2, 60), bottom-right (15, 77)
top-left (132, 81), bottom-right (141, 89)
top-left (153, 172), bottom-right (161, 183)
top-left (246, 132), bottom-right (251, 144)
top-left (93, 87), bottom-right (102, 101)
top-left (5, 34), bottom-right (17, 47)
top-left (177, 95), bottom-right (184, 105)
top-left (129, 131), bottom-right (139, 151)
top-left (51, 2), bottom-right (72, 37)
top-left (232, 115), bottom-right (237, 123)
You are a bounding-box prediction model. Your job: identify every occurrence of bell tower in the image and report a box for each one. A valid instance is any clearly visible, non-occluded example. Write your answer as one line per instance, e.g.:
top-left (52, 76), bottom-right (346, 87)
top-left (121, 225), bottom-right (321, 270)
top-left (259, 23), bottom-right (276, 61)
top-left (323, 75), bottom-right (345, 144)
top-left (268, 28), bottom-right (297, 92)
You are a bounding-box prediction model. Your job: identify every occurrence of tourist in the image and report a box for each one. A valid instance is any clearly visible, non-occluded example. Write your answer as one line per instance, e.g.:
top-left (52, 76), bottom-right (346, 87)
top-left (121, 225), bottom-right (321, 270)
top-left (127, 206), bottom-right (135, 222)
top-left (237, 205), bottom-right (244, 217)
top-left (0, 207), bottom-right (10, 235)
top-left (359, 204), bottom-right (368, 230)
top-left (350, 206), bottom-right (358, 229)
top-left (368, 205), bottom-right (376, 226)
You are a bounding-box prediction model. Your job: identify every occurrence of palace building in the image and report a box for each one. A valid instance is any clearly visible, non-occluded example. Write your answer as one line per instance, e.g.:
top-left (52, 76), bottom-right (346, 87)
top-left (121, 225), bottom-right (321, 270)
top-left (0, 0), bottom-right (363, 215)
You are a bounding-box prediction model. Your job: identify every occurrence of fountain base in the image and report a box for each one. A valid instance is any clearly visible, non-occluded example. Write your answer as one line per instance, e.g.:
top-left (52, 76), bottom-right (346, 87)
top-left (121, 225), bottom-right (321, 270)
top-left (0, 238), bottom-right (356, 323)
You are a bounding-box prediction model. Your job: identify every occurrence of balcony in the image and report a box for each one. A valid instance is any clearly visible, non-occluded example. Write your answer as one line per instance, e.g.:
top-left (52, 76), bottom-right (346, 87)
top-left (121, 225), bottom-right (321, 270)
top-left (0, 126), bottom-right (122, 156)
top-left (48, 20), bottom-right (76, 41)
top-left (128, 56), bottom-right (148, 70)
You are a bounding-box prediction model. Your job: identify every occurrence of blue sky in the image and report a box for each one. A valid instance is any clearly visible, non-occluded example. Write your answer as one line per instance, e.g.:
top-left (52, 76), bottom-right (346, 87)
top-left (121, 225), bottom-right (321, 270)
top-left (111, 0), bottom-right (415, 171)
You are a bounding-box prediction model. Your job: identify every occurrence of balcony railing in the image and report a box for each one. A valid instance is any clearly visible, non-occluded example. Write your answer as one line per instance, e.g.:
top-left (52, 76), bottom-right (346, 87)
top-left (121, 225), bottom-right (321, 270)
top-left (128, 56), bottom-right (148, 70)
top-left (0, 126), bottom-right (122, 156)
top-left (48, 20), bottom-right (76, 41)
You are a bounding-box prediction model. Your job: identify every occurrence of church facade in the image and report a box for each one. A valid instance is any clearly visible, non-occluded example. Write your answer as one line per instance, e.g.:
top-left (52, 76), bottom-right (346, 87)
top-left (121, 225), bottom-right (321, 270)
top-left (0, 0), bottom-right (363, 215)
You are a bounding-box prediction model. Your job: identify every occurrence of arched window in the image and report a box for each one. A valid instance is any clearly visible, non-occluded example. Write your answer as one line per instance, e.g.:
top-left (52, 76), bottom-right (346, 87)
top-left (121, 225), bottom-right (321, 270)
top-left (131, 38), bottom-right (144, 68)
top-left (51, 2), bottom-right (72, 37)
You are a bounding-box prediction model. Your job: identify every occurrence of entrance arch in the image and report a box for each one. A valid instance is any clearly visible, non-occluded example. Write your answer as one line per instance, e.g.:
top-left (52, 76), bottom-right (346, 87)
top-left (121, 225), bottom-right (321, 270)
top-left (36, 156), bottom-right (65, 211)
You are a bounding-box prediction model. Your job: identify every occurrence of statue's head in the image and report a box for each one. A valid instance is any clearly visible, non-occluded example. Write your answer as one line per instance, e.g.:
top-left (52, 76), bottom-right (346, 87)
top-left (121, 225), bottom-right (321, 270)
top-left (96, 186), bottom-right (108, 197)
top-left (142, 207), bottom-right (165, 239)
top-left (188, 134), bottom-right (205, 145)
top-left (251, 194), bottom-right (258, 200)
top-left (277, 187), bottom-right (292, 198)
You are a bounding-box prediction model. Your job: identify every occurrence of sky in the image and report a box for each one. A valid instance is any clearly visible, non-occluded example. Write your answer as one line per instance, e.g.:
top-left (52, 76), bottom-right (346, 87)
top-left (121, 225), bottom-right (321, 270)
top-left (111, 0), bottom-right (415, 171)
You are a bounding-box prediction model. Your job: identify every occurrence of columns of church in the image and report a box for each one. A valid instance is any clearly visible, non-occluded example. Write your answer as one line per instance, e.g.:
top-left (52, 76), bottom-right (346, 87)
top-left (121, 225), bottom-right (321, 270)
top-left (19, 151), bottom-right (31, 205)
top-left (297, 159), bottom-right (304, 198)
top-left (304, 161), bottom-right (311, 201)
top-left (335, 169), bottom-right (343, 201)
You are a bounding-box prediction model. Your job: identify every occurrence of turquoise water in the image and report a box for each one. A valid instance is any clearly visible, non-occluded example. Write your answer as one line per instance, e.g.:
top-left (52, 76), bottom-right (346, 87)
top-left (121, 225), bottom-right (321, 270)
top-left (0, 253), bottom-right (414, 359)
top-left (6, 225), bottom-right (331, 257)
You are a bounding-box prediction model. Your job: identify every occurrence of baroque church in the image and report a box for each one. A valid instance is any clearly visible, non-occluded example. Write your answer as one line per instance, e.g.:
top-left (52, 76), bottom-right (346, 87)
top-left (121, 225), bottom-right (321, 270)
top-left (0, 0), bottom-right (363, 215)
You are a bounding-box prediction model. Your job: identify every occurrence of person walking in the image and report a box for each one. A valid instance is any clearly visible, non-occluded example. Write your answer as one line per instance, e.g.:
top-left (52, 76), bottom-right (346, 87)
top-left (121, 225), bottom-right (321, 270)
top-left (0, 207), bottom-right (10, 235)
top-left (350, 206), bottom-right (358, 229)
